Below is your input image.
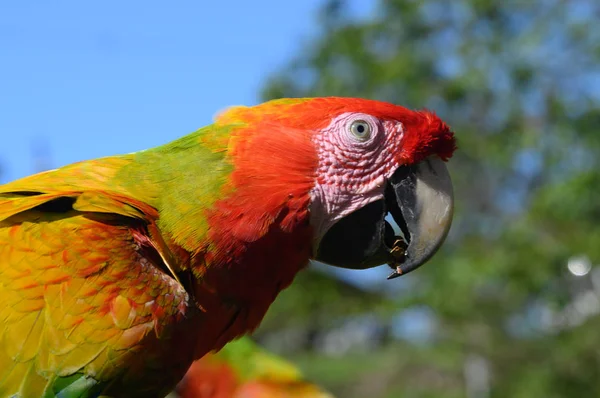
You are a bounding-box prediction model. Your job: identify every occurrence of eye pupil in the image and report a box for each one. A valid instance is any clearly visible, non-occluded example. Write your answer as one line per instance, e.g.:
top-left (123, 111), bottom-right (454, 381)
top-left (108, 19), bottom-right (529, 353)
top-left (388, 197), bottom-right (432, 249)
top-left (357, 124), bottom-right (365, 133)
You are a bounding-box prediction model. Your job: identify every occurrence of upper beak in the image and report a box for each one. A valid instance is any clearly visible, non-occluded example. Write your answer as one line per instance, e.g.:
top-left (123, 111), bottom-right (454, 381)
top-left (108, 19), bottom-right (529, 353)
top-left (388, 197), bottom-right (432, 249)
top-left (385, 156), bottom-right (454, 278)
top-left (314, 156), bottom-right (454, 279)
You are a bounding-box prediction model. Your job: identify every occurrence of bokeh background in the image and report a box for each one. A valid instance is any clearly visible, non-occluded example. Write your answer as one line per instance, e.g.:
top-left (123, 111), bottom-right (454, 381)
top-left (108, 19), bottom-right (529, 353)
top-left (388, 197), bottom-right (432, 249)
top-left (2, 1), bottom-right (599, 397)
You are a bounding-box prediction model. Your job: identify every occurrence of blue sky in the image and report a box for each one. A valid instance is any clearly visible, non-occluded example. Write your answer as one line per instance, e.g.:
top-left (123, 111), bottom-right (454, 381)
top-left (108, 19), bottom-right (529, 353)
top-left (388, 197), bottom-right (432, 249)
top-left (1, 1), bottom-right (399, 289)
top-left (1, 1), bottom-right (332, 181)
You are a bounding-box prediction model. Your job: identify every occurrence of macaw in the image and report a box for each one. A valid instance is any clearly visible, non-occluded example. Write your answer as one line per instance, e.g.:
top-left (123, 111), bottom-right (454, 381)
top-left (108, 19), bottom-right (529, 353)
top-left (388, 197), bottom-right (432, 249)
top-left (0, 97), bottom-right (456, 397)
top-left (174, 337), bottom-right (333, 398)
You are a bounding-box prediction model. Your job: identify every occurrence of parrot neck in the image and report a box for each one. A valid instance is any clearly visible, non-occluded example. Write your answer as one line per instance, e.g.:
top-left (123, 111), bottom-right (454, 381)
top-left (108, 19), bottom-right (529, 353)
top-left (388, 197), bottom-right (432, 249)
top-left (186, 118), bottom-right (318, 349)
top-left (120, 120), bottom-right (318, 354)
top-left (189, 203), bottom-right (314, 352)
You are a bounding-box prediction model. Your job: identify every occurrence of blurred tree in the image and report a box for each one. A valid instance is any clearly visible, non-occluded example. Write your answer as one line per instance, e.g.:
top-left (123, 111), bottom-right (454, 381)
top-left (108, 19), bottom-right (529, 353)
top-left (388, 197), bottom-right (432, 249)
top-left (257, 0), bottom-right (600, 397)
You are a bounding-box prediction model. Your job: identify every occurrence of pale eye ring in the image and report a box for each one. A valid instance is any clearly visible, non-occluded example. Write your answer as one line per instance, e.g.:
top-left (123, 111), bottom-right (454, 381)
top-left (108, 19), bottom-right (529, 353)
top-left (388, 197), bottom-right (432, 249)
top-left (349, 120), bottom-right (372, 140)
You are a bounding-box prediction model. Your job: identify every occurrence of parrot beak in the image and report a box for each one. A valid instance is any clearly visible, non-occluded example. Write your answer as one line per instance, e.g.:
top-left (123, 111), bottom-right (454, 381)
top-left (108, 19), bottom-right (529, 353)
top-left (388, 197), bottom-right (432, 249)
top-left (315, 156), bottom-right (454, 279)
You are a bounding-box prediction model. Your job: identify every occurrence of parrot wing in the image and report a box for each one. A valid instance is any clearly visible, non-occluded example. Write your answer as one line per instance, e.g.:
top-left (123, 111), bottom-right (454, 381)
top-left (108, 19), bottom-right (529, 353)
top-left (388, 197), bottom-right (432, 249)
top-left (0, 163), bottom-right (191, 397)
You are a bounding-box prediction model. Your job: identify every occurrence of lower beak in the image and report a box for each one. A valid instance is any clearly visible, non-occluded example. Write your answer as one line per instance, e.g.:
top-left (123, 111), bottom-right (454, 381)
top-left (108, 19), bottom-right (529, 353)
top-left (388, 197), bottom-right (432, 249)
top-left (314, 156), bottom-right (454, 279)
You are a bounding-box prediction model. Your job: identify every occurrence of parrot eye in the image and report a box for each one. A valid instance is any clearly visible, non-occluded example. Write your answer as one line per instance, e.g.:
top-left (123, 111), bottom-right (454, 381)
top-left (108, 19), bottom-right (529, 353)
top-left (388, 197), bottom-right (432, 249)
top-left (349, 120), bottom-right (372, 141)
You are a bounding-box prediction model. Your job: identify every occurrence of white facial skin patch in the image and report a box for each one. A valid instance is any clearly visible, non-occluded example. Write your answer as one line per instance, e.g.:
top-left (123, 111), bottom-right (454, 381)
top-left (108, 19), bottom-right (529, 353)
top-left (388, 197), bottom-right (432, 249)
top-left (309, 112), bottom-right (405, 248)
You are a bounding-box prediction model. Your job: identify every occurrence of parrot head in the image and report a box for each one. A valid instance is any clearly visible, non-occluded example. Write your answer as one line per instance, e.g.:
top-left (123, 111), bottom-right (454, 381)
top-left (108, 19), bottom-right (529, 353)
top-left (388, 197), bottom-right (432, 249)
top-left (216, 97), bottom-right (456, 279)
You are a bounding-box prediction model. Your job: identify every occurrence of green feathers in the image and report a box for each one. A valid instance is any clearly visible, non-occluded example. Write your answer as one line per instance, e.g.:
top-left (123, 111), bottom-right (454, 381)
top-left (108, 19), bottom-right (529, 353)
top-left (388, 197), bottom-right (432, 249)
top-left (113, 124), bottom-right (236, 252)
top-left (50, 374), bottom-right (103, 398)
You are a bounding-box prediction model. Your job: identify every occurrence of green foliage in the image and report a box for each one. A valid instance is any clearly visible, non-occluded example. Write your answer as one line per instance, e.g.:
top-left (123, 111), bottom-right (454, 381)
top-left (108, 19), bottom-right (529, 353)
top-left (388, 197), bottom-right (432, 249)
top-left (258, 0), bottom-right (600, 396)
top-left (257, 267), bottom-right (389, 332)
top-left (213, 337), bottom-right (303, 381)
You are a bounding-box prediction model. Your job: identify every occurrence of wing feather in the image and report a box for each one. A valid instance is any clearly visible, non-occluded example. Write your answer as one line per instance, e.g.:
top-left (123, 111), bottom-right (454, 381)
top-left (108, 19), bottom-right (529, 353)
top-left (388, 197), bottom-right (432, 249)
top-left (0, 169), bottom-right (194, 397)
